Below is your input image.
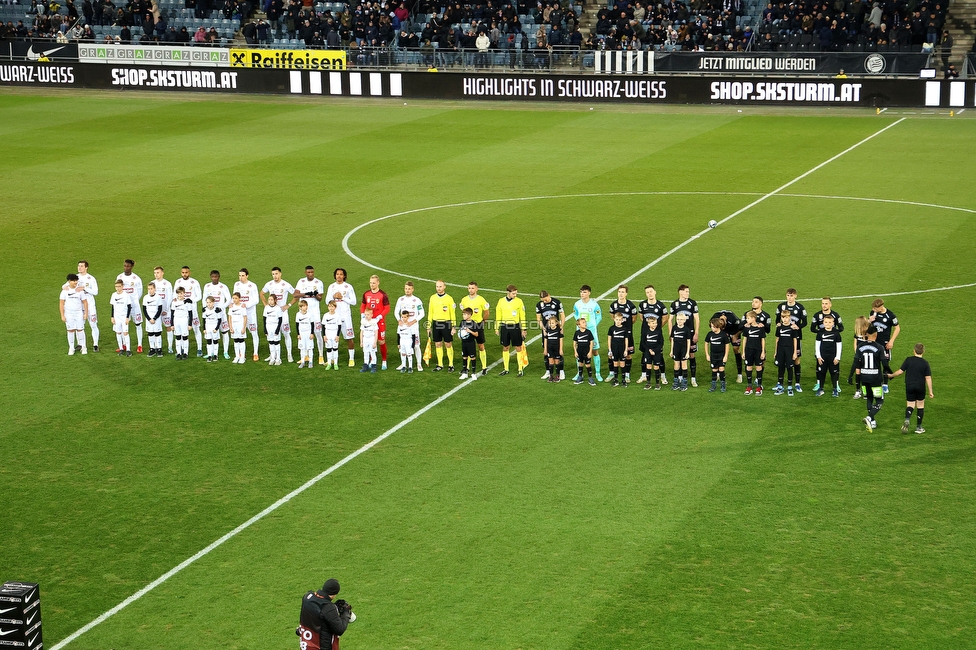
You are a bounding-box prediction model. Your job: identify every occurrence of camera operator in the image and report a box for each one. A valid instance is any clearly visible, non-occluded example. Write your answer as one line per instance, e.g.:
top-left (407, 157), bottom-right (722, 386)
top-left (297, 578), bottom-right (355, 650)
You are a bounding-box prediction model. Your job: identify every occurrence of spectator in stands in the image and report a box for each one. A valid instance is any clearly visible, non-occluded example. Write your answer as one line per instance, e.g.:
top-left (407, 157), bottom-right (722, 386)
top-left (940, 30), bottom-right (952, 68)
top-left (194, 25), bottom-right (206, 41)
top-left (944, 63), bottom-right (958, 78)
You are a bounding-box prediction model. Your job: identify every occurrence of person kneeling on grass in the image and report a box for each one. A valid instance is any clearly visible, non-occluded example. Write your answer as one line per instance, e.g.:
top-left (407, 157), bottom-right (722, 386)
top-left (888, 342), bottom-right (934, 434)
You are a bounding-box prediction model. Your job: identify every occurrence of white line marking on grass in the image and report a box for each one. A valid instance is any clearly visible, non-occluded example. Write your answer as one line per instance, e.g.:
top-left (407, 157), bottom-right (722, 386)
top-left (51, 117), bottom-right (907, 650)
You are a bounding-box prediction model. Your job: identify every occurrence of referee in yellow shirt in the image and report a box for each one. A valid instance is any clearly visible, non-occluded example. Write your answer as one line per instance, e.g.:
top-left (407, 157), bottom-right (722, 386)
top-left (459, 281), bottom-right (491, 376)
top-left (427, 280), bottom-right (457, 372)
top-left (495, 284), bottom-right (527, 377)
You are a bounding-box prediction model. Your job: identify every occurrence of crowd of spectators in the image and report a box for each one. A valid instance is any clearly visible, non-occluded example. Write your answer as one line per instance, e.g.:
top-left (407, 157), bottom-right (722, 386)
top-left (593, 0), bottom-right (752, 52)
top-left (246, 0), bottom-right (409, 47)
top-left (754, 0), bottom-right (952, 51)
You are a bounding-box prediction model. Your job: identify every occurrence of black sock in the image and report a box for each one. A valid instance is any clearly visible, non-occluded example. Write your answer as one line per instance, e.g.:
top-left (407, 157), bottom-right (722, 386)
top-left (712, 370), bottom-right (719, 382)
top-left (719, 370), bottom-right (725, 381)
top-left (586, 366), bottom-right (593, 377)
top-left (578, 364), bottom-right (584, 377)
top-left (778, 369), bottom-right (786, 384)
top-left (786, 366), bottom-right (794, 385)
top-left (624, 358), bottom-right (632, 375)
top-left (689, 357), bottom-right (696, 379)
top-left (830, 369), bottom-right (840, 388)
top-left (917, 408), bottom-right (924, 426)
top-left (746, 369), bottom-right (753, 384)
top-left (906, 406), bottom-right (914, 419)
top-left (794, 364), bottom-right (801, 382)
top-left (734, 350), bottom-right (743, 373)
top-left (756, 368), bottom-right (764, 386)
top-left (655, 368), bottom-right (662, 383)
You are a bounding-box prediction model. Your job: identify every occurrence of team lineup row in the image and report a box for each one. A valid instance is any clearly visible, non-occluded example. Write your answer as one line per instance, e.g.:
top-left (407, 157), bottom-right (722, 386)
top-left (57, 259), bottom-right (935, 432)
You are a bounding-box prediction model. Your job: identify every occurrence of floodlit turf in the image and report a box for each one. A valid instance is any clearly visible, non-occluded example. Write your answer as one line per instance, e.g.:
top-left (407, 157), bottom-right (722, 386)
top-left (1, 90), bottom-right (975, 649)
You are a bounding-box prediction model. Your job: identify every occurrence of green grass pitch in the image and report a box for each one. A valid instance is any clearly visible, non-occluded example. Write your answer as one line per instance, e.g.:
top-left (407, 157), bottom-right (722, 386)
top-left (2, 90), bottom-right (975, 649)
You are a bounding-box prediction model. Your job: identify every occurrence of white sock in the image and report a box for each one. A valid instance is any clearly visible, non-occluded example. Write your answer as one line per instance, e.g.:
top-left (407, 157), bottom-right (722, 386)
top-left (349, 347), bottom-right (355, 363)
top-left (406, 354), bottom-right (413, 369)
top-left (222, 332), bottom-right (230, 354)
top-left (135, 324), bottom-right (143, 347)
top-left (67, 331), bottom-right (75, 349)
top-left (315, 331), bottom-right (324, 357)
top-left (116, 333), bottom-right (124, 350)
top-left (194, 325), bottom-right (203, 353)
top-left (167, 330), bottom-right (175, 351)
top-left (123, 333), bottom-right (131, 350)
top-left (90, 321), bottom-right (99, 346)
top-left (251, 330), bottom-right (260, 356)
top-left (284, 334), bottom-right (293, 360)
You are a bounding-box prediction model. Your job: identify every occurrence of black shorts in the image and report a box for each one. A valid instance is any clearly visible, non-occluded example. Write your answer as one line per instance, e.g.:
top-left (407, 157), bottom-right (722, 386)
top-left (461, 336), bottom-right (476, 358)
top-left (576, 351), bottom-right (591, 364)
top-left (744, 346), bottom-right (763, 366)
top-left (545, 341), bottom-right (561, 359)
top-left (610, 340), bottom-right (626, 361)
top-left (431, 320), bottom-right (453, 343)
top-left (817, 359), bottom-right (839, 374)
top-left (774, 348), bottom-right (792, 367)
top-left (710, 358), bottom-right (726, 370)
top-left (642, 348), bottom-right (662, 367)
top-left (671, 340), bottom-right (688, 360)
top-left (472, 327), bottom-right (486, 344)
top-left (689, 342), bottom-right (698, 354)
top-left (499, 324), bottom-right (523, 347)
top-left (906, 385), bottom-right (926, 401)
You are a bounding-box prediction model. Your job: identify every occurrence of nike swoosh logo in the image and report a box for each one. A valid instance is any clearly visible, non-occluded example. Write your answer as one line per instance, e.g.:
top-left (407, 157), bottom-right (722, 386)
top-left (0, 609), bottom-right (13, 614)
top-left (26, 612), bottom-right (36, 625)
top-left (26, 45), bottom-right (65, 60)
top-left (23, 589), bottom-right (35, 601)
top-left (28, 633), bottom-right (39, 646)
top-left (0, 629), bottom-right (17, 636)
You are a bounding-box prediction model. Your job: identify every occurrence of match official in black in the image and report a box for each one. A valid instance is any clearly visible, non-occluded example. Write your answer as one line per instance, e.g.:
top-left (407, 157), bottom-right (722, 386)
top-left (888, 343), bottom-right (934, 434)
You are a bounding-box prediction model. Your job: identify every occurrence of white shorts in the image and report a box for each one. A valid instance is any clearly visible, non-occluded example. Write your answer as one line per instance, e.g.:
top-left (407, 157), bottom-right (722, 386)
top-left (340, 313), bottom-right (354, 339)
top-left (231, 327), bottom-right (246, 339)
top-left (173, 320), bottom-right (189, 337)
top-left (146, 320), bottom-right (163, 334)
top-left (85, 299), bottom-right (98, 323)
top-left (362, 336), bottom-right (376, 351)
top-left (246, 307), bottom-right (258, 333)
top-left (162, 310), bottom-right (172, 328)
top-left (66, 315), bottom-right (85, 330)
top-left (113, 321), bottom-right (129, 334)
top-left (129, 299), bottom-right (143, 324)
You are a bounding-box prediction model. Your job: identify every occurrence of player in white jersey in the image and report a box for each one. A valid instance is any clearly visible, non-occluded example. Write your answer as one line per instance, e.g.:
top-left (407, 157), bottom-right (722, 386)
top-left (393, 281), bottom-right (425, 371)
top-left (170, 288), bottom-right (195, 360)
top-left (263, 295), bottom-right (284, 366)
top-left (202, 296), bottom-right (224, 362)
top-left (294, 265), bottom-right (325, 364)
top-left (261, 266), bottom-right (296, 363)
top-left (227, 292), bottom-right (249, 364)
top-left (116, 259), bottom-right (143, 353)
top-left (142, 282), bottom-right (165, 357)
top-left (234, 268), bottom-right (261, 361)
top-left (396, 311), bottom-right (417, 373)
top-left (321, 301), bottom-right (342, 369)
top-left (173, 266), bottom-right (204, 357)
top-left (110, 279), bottom-right (133, 356)
top-left (326, 268), bottom-right (357, 367)
top-left (74, 261), bottom-right (100, 351)
top-left (60, 273), bottom-right (89, 355)
top-left (295, 300), bottom-right (316, 369)
top-left (202, 270), bottom-right (233, 359)
top-left (150, 266), bottom-right (174, 354)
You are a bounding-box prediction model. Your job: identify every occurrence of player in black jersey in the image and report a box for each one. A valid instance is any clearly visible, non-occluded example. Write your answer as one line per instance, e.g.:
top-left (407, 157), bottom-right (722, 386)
top-left (638, 285), bottom-right (669, 384)
top-left (888, 342), bottom-right (934, 434)
top-left (776, 288), bottom-right (807, 392)
top-left (811, 297), bottom-right (844, 334)
top-left (669, 312), bottom-right (694, 391)
top-left (606, 311), bottom-right (630, 387)
top-left (814, 314), bottom-right (843, 397)
top-left (572, 317), bottom-right (597, 386)
top-left (704, 318), bottom-right (730, 393)
top-left (542, 315), bottom-right (564, 383)
top-left (772, 310), bottom-right (799, 396)
top-left (740, 310), bottom-right (766, 395)
top-left (639, 315), bottom-right (665, 390)
top-left (670, 285), bottom-right (700, 387)
top-left (536, 291), bottom-right (565, 380)
top-left (853, 325), bottom-right (892, 431)
top-left (869, 298), bottom-right (900, 394)
top-left (710, 310), bottom-right (742, 382)
top-left (608, 285), bottom-right (639, 384)
top-left (848, 316), bottom-right (870, 398)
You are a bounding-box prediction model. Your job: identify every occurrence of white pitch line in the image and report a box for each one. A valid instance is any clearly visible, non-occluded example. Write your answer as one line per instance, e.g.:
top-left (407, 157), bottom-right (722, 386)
top-left (51, 118), bottom-right (907, 650)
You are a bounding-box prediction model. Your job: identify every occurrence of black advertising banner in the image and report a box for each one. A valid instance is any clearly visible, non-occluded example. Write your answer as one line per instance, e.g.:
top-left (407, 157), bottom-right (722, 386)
top-left (654, 51), bottom-right (929, 75)
top-left (4, 41), bottom-right (80, 62)
top-left (3, 62), bottom-right (974, 108)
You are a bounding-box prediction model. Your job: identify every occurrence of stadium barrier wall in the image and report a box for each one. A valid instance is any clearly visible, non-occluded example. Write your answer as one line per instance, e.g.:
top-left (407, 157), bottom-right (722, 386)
top-left (2, 62), bottom-right (974, 108)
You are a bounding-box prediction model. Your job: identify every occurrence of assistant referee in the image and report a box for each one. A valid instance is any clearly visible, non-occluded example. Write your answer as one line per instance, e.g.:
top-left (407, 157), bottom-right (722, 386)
top-left (495, 284), bottom-right (527, 377)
